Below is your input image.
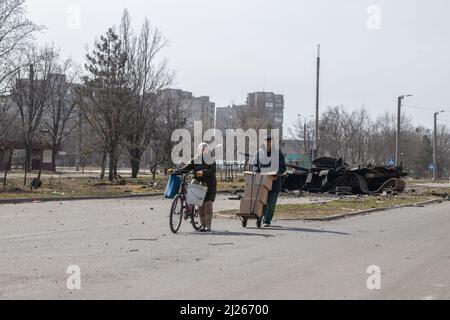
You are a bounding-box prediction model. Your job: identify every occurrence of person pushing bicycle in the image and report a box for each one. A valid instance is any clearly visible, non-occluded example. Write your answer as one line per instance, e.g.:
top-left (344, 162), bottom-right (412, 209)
top-left (178, 142), bottom-right (217, 233)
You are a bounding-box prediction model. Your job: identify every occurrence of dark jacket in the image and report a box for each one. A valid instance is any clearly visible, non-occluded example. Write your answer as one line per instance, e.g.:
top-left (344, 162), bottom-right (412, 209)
top-left (181, 157), bottom-right (217, 203)
top-left (252, 146), bottom-right (287, 193)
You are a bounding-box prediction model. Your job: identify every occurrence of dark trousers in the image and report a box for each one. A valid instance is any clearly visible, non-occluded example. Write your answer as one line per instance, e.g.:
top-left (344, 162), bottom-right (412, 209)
top-left (263, 191), bottom-right (280, 224)
top-left (199, 201), bottom-right (213, 228)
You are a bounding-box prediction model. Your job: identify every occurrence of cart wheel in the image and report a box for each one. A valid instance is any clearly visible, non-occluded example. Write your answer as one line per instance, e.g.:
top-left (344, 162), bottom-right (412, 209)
top-left (241, 218), bottom-right (248, 228)
top-left (256, 219), bottom-right (262, 229)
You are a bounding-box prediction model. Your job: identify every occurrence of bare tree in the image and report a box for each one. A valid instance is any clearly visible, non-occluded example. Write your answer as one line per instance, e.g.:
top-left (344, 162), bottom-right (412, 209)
top-left (119, 10), bottom-right (174, 178)
top-left (11, 45), bottom-right (59, 185)
top-left (42, 58), bottom-right (80, 171)
top-left (289, 117), bottom-right (315, 156)
top-left (151, 90), bottom-right (187, 170)
top-left (0, 104), bottom-right (20, 188)
top-left (290, 105), bottom-right (450, 178)
top-left (148, 138), bottom-right (166, 179)
top-left (1, 0), bottom-right (41, 169)
top-left (437, 125), bottom-right (450, 178)
top-left (0, 0), bottom-right (43, 95)
top-left (0, 94), bottom-right (17, 153)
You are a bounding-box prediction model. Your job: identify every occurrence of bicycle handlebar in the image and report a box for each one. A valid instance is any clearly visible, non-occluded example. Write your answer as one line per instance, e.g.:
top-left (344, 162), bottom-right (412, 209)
top-left (173, 170), bottom-right (194, 176)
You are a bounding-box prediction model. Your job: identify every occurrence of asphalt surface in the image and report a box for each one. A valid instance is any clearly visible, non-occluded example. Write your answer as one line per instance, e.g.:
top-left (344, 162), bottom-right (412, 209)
top-left (0, 195), bottom-right (449, 300)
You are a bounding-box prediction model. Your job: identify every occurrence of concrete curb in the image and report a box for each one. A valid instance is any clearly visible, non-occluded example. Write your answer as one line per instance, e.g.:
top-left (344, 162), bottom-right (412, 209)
top-left (295, 198), bottom-right (445, 222)
top-left (0, 193), bottom-right (165, 205)
top-left (0, 190), bottom-right (234, 205)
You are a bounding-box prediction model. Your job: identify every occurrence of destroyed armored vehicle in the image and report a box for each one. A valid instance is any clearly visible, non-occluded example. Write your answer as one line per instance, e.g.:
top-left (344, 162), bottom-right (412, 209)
top-left (283, 157), bottom-right (408, 195)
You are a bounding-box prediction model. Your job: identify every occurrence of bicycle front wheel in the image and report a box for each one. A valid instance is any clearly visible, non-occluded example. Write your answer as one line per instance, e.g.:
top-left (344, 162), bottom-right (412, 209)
top-left (191, 206), bottom-right (203, 231)
top-left (170, 195), bottom-right (184, 234)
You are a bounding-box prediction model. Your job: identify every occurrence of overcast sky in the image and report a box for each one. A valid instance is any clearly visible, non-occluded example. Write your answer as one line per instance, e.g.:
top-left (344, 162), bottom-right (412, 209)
top-left (26, 0), bottom-right (450, 134)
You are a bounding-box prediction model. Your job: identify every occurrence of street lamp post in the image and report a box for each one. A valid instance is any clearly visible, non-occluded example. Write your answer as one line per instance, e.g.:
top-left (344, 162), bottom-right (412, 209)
top-left (433, 110), bottom-right (446, 181)
top-left (315, 44), bottom-right (321, 160)
top-left (395, 94), bottom-right (413, 166)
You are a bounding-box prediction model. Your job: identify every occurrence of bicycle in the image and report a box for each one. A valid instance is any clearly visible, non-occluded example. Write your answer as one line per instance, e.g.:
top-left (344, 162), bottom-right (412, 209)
top-left (169, 171), bottom-right (203, 234)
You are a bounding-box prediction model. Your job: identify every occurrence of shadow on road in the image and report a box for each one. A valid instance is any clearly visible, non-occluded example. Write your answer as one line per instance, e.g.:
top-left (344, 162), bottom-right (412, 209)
top-left (188, 230), bottom-right (275, 238)
top-left (247, 226), bottom-right (351, 236)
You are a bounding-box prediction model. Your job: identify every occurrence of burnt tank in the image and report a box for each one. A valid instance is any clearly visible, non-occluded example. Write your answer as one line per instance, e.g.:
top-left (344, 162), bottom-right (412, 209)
top-left (283, 157), bottom-right (408, 195)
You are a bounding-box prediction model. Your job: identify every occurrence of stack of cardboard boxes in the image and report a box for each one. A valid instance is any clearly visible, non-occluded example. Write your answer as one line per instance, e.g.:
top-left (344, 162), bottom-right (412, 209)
top-left (239, 172), bottom-right (276, 217)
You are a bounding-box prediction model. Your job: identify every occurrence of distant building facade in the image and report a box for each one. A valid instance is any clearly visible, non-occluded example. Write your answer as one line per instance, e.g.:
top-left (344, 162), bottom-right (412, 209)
top-left (216, 91), bottom-right (285, 137)
top-left (246, 92), bottom-right (284, 137)
top-left (159, 89), bottom-right (215, 133)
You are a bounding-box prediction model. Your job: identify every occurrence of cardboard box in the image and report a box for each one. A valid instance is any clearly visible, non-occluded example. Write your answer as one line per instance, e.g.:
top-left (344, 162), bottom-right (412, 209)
top-left (239, 198), bottom-right (265, 218)
top-left (244, 172), bottom-right (274, 191)
top-left (243, 185), bottom-right (270, 205)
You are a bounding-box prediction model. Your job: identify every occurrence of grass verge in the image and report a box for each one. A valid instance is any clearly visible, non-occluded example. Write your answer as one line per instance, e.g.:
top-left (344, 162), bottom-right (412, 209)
top-left (0, 174), bottom-right (243, 200)
top-left (216, 194), bottom-right (439, 220)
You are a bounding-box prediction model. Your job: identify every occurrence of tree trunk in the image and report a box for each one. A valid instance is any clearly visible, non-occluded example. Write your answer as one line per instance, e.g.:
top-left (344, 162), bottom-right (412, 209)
top-left (51, 146), bottom-right (58, 172)
top-left (37, 152), bottom-right (43, 182)
top-left (108, 149), bottom-right (116, 182)
top-left (130, 148), bottom-right (141, 179)
top-left (113, 157), bottom-right (118, 178)
top-left (108, 156), bottom-right (114, 181)
top-left (3, 149), bottom-right (14, 188)
top-left (150, 165), bottom-right (157, 180)
top-left (0, 149), bottom-right (5, 164)
top-left (100, 151), bottom-right (107, 180)
top-left (24, 141), bottom-right (32, 186)
top-left (131, 158), bottom-right (140, 178)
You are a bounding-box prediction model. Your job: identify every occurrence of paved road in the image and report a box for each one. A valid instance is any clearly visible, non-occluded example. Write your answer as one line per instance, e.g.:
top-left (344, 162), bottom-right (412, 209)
top-left (0, 195), bottom-right (449, 300)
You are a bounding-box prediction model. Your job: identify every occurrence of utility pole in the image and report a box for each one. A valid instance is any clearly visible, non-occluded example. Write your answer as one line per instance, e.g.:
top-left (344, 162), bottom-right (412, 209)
top-left (24, 63), bottom-right (34, 186)
top-left (303, 121), bottom-right (307, 152)
top-left (433, 110), bottom-right (445, 181)
top-left (395, 94), bottom-right (412, 166)
top-left (314, 44), bottom-right (321, 160)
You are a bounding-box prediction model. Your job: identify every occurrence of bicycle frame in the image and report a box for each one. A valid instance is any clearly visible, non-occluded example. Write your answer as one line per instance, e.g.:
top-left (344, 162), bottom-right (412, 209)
top-left (170, 172), bottom-right (203, 233)
top-left (178, 173), bottom-right (196, 219)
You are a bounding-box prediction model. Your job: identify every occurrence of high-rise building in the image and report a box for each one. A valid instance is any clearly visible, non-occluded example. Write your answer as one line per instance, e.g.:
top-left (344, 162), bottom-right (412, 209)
top-left (246, 92), bottom-right (284, 137)
top-left (215, 104), bottom-right (244, 133)
top-left (159, 89), bottom-right (215, 133)
top-left (215, 92), bottom-right (285, 137)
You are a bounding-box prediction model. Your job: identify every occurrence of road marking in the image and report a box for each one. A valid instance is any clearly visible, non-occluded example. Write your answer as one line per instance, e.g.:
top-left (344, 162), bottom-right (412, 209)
top-left (422, 296), bottom-right (434, 300)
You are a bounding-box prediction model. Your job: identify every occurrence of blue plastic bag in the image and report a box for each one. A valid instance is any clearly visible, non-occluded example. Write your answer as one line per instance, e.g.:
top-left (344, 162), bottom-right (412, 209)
top-left (164, 174), bottom-right (181, 199)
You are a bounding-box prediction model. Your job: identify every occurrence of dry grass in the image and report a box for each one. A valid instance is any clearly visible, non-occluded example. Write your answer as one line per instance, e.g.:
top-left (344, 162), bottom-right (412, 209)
top-left (275, 195), bottom-right (435, 219)
top-left (215, 194), bottom-right (437, 220)
top-left (0, 173), bottom-right (245, 200)
top-left (423, 188), bottom-right (450, 198)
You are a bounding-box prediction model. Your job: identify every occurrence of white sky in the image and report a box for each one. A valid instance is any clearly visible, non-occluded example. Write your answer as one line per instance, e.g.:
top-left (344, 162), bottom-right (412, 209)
top-left (26, 0), bottom-right (450, 133)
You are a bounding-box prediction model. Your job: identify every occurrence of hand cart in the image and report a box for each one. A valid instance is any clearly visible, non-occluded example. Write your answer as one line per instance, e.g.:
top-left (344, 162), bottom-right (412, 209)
top-left (237, 173), bottom-right (271, 229)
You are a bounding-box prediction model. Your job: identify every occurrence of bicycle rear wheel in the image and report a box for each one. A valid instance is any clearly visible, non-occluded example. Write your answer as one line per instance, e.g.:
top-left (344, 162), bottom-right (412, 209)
top-left (170, 195), bottom-right (184, 234)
